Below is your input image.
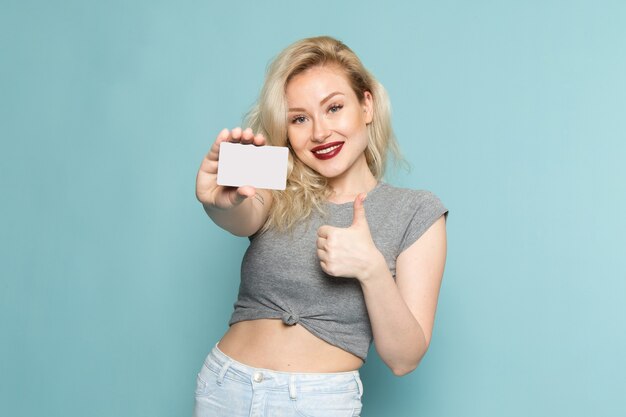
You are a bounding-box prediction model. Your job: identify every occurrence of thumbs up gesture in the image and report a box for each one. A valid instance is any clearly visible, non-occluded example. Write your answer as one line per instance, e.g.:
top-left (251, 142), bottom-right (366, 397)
top-left (316, 193), bottom-right (385, 281)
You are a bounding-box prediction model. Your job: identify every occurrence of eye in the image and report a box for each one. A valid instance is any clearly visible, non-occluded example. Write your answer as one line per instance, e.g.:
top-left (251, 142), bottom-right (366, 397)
top-left (291, 115), bottom-right (307, 124)
top-left (328, 104), bottom-right (343, 114)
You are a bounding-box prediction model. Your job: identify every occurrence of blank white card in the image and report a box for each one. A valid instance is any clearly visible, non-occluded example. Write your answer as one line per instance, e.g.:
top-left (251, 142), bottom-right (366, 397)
top-left (217, 142), bottom-right (289, 190)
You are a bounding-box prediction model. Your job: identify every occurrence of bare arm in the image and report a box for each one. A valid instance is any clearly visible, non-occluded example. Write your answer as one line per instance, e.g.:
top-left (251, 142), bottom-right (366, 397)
top-left (202, 190), bottom-right (272, 237)
top-left (360, 215), bottom-right (447, 375)
top-left (317, 195), bottom-right (447, 375)
top-left (196, 127), bottom-right (273, 237)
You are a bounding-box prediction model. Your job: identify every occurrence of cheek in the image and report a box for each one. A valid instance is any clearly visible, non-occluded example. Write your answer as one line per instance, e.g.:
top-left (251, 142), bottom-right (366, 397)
top-left (287, 129), bottom-right (308, 151)
top-left (337, 110), bottom-right (367, 134)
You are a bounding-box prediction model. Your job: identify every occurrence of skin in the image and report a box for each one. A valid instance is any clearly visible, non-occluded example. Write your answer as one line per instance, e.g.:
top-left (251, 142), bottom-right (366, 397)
top-left (196, 127), bottom-right (272, 237)
top-left (196, 65), bottom-right (448, 375)
top-left (285, 65), bottom-right (376, 199)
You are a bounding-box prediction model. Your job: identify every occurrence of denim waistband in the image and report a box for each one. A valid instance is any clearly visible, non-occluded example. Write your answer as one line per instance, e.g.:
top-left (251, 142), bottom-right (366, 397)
top-left (204, 343), bottom-right (363, 398)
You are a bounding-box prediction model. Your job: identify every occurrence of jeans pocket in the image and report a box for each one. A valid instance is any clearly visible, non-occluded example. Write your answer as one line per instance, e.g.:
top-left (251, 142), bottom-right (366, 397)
top-left (293, 390), bottom-right (361, 417)
top-left (194, 364), bottom-right (220, 398)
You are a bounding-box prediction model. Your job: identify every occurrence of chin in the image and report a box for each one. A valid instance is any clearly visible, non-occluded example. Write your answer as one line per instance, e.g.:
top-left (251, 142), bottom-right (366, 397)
top-left (311, 165), bottom-right (347, 180)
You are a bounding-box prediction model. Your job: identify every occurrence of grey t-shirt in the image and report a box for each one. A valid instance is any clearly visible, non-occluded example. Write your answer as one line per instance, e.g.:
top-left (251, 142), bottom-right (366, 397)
top-left (228, 182), bottom-right (449, 361)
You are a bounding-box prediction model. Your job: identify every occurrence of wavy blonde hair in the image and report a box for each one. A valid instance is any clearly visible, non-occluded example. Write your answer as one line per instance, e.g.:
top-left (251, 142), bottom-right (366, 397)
top-left (246, 36), bottom-right (401, 232)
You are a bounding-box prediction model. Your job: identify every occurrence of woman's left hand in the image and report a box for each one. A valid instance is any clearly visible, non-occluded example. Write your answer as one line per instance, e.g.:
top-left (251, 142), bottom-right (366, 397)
top-left (316, 194), bottom-right (385, 282)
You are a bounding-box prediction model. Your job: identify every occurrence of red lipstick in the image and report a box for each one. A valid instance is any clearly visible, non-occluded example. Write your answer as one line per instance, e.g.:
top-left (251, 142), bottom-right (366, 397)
top-left (311, 141), bottom-right (344, 160)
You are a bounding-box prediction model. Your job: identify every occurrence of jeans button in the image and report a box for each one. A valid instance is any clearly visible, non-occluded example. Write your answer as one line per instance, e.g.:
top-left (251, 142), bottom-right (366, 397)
top-left (253, 372), bottom-right (263, 383)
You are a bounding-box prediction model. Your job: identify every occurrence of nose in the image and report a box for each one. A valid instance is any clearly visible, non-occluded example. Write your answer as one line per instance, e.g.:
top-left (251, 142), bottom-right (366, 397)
top-left (311, 118), bottom-right (331, 143)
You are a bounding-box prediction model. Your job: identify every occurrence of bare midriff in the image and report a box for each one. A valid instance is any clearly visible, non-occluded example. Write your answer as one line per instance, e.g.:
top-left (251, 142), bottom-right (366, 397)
top-left (217, 319), bottom-right (364, 372)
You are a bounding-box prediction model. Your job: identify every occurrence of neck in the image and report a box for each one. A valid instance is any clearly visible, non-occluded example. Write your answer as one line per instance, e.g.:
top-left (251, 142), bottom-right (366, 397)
top-left (327, 174), bottom-right (378, 204)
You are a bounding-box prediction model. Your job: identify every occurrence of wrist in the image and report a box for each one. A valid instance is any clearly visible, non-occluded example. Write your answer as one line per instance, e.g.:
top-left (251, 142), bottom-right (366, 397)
top-left (358, 250), bottom-right (388, 284)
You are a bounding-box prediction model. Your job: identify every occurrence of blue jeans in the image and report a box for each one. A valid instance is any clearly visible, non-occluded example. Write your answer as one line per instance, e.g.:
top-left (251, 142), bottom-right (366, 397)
top-left (193, 344), bottom-right (364, 417)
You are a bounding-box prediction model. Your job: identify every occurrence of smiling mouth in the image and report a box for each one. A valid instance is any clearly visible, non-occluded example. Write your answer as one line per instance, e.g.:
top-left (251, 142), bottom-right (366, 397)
top-left (311, 142), bottom-right (344, 160)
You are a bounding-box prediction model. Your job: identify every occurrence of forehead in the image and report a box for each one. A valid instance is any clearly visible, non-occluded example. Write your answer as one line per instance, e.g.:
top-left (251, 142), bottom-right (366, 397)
top-left (285, 65), bottom-right (353, 103)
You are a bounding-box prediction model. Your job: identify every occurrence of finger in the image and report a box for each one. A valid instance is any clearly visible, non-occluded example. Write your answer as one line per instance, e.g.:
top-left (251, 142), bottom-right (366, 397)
top-left (240, 127), bottom-right (254, 144)
top-left (319, 261), bottom-right (337, 277)
top-left (199, 130), bottom-right (229, 175)
top-left (230, 127), bottom-right (243, 142)
top-left (228, 186), bottom-right (253, 206)
top-left (319, 260), bottom-right (330, 275)
top-left (316, 236), bottom-right (327, 250)
top-left (206, 128), bottom-right (230, 162)
top-left (351, 193), bottom-right (368, 227)
top-left (197, 156), bottom-right (219, 176)
top-left (317, 225), bottom-right (332, 238)
top-left (253, 132), bottom-right (266, 146)
top-left (216, 127), bottom-right (231, 144)
top-left (237, 186), bottom-right (257, 199)
top-left (316, 249), bottom-right (327, 262)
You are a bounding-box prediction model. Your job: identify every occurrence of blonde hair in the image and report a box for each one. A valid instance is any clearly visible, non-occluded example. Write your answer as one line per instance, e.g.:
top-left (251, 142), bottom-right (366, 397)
top-left (246, 36), bottom-right (401, 232)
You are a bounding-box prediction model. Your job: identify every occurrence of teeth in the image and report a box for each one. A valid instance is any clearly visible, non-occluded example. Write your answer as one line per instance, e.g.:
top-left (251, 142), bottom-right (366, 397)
top-left (314, 144), bottom-right (341, 154)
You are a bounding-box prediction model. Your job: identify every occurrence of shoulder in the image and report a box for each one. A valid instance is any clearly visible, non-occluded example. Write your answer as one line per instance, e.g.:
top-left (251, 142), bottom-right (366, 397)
top-left (373, 183), bottom-right (447, 214)
top-left (371, 183), bottom-right (448, 253)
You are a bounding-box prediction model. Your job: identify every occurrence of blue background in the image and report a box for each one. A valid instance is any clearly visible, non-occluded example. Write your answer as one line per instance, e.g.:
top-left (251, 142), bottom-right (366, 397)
top-left (2, 1), bottom-right (625, 416)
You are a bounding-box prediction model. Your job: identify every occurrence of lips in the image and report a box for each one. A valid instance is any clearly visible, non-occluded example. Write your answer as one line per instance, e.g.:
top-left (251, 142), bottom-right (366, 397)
top-left (311, 141), bottom-right (344, 160)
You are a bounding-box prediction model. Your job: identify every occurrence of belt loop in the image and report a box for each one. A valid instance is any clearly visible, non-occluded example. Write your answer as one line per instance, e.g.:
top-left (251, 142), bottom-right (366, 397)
top-left (354, 373), bottom-right (363, 398)
top-left (289, 375), bottom-right (297, 400)
top-left (217, 359), bottom-right (232, 386)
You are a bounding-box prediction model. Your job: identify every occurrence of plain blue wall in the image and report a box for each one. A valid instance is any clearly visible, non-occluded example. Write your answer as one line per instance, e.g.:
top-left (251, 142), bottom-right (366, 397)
top-left (2, 1), bottom-right (625, 416)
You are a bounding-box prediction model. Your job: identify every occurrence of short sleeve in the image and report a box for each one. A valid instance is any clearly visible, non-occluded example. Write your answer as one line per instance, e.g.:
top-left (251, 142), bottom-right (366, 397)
top-left (398, 191), bottom-right (448, 253)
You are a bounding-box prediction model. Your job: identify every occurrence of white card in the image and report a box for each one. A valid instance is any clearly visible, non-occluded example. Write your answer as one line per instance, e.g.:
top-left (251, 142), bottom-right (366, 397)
top-left (217, 142), bottom-right (289, 190)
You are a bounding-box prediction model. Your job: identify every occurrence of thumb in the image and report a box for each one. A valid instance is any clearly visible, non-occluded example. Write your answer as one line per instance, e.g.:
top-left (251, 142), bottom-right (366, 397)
top-left (229, 186), bottom-right (255, 206)
top-left (351, 193), bottom-right (368, 227)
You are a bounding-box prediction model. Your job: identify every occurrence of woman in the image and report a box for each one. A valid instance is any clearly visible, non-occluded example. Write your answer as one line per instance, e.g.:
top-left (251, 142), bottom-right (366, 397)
top-left (194, 36), bottom-right (448, 417)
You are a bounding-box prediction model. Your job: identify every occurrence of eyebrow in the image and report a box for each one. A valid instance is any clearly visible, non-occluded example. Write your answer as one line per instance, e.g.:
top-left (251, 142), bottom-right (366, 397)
top-left (288, 91), bottom-right (344, 112)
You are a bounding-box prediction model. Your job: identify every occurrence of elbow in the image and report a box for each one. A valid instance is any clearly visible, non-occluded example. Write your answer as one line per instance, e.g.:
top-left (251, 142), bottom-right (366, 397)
top-left (230, 229), bottom-right (253, 238)
top-left (389, 357), bottom-right (421, 376)
top-left (391, 365), bottom-right (417, 377)
top-left (389, 343), bottom-right (429, 377)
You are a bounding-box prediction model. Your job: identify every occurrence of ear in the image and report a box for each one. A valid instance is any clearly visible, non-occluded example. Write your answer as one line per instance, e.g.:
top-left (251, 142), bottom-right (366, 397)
top-left (362, 91), bottom-right (374, 124)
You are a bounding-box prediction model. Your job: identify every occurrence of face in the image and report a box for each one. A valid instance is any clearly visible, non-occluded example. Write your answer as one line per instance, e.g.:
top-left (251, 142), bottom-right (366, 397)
top-left (285, 65), bottom-right (373, 183)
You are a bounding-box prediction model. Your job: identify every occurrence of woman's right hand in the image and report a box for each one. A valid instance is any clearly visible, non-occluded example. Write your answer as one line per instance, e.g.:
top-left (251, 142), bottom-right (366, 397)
top-left (195, 127), bottom-right (267, 210)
